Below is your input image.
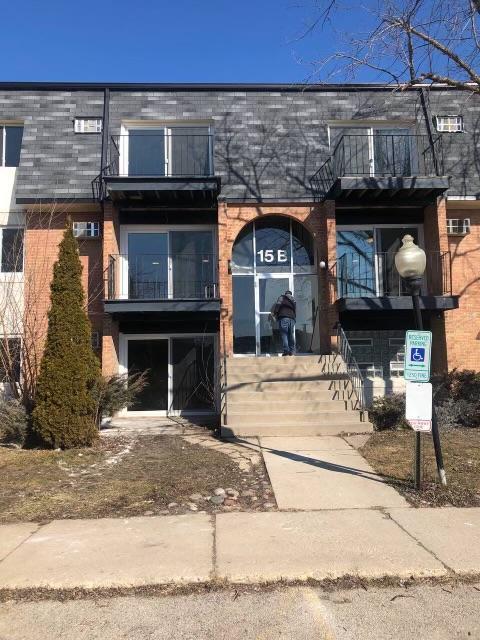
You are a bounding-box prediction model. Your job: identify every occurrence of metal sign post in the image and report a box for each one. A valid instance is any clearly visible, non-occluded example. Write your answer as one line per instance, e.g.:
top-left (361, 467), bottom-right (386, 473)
top-left (403, 330), bottom-right (447, 488)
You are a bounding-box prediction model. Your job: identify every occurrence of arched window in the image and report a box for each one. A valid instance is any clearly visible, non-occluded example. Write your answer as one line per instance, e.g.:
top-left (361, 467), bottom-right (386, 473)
top-left (231, 216), bottom-right (318, 355)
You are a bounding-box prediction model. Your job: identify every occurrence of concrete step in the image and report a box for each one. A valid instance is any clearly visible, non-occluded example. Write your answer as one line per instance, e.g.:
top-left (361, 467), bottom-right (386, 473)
top-left (221, 422), bottom-right (373, 437)
top-left (227, 374), bottom-right (350, 386)
top-left (227, 411), bottom-right (364, 426)
top-left (227, 361), bottom-right (346, 371)
top-left (226, 380), bottom-right (353, 392)
top-left (228, 400), bottom-right (352, 412)
top-left (225, 389), bottom-right (357, 402)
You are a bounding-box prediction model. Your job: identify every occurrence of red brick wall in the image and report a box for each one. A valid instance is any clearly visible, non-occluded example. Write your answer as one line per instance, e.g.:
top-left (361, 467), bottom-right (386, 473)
top-left (218, 200), bottom-right (338, 356)
top-left (24, 207), bottom-right (103, 370)
top-left (445, 206), bottom-right (480, 371)
top-left (101, 202), bottom-right (120, 376)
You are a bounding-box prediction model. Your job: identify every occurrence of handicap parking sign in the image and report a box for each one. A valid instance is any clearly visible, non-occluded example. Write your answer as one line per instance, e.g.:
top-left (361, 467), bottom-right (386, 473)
top-left (404, 331), bottom-right (432, 382)
top-left (410, 347), bottom-right (425, 363)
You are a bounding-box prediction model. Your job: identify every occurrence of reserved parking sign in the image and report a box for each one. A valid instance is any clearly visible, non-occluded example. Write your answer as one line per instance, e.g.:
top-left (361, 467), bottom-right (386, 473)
top-left (404, 330), bottom-right (432, 382)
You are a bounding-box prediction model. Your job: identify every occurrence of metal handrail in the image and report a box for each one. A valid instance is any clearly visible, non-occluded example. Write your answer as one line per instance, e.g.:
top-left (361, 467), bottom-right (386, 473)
top-left (336, 323), bottom-right (366, 413)
top-left (106, 253), bottom-right (218, 301)
top-left (220, 322), bottom-right (228, 428)
top-left (310, 133), bottom-right (444, 200)
top-left (335, 250), bottom-right (452, 298)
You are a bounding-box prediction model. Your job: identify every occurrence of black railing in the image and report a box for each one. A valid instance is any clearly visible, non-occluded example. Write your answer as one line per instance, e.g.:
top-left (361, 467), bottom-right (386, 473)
top-left (310, 133), bottom-right (444, 198)
top-left (336, 251), bottom-right (452, 298)
top-left (92, 132), bottom-right (214, 200)
top-left (336, 323), bottom-right (366, 413)
top-left (106, 253), bottom-right (218, 301)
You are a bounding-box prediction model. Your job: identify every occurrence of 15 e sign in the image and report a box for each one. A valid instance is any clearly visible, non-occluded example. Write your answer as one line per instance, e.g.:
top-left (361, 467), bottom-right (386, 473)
top-left (257, 249), bottom-right (288, 264)
top-left (404, 330), bottom-right (432, 382)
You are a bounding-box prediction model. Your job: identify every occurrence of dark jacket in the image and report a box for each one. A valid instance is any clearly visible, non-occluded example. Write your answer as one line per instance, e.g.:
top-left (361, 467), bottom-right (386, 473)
top-left (273, 293), bottom-right (296, 320)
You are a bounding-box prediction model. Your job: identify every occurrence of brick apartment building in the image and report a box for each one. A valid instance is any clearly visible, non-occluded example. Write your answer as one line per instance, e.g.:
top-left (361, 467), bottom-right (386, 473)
top-left (0, 82), bottom-right (478, 432)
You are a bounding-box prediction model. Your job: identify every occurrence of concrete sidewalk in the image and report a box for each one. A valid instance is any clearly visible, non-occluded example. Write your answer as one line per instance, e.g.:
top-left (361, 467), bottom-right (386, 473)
top-left (256, 437), bottom-right (408, 510)
top-left (0, 508), bottom-right (479, 589)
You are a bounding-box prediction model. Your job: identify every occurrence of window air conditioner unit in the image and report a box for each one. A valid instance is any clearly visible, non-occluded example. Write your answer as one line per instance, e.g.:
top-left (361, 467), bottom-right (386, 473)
top-left (447, 218), bottom-right (470, 236)
top-left (73, 222), bottom-right (101, 239)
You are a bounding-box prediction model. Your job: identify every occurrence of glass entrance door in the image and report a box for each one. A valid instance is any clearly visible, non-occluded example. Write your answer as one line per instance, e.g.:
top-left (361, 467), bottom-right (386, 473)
top-left (257, 275), bottom-right (291, 355)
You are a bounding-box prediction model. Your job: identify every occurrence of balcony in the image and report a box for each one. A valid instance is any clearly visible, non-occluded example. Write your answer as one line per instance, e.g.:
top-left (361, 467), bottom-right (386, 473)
top-left (311, 133), bottom-right (450, 203)
top-left (92, 131), bottom-right (220, 206)
top-left (333, 251), bottom-right (458, 312)
top-left (104, 253), bottom-right (220, 316)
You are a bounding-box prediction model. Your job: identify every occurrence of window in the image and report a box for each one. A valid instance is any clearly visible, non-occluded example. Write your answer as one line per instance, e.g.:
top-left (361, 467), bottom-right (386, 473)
top-left (122, 125), bottom-right (212, 177)
top-left (1, 228), bottom-right (24, 273)
top-left (0, 337), bottom-right (21, 383)
top-left (447, 219), bottom-right (470, 235)
top-left (0, 125), bottom-right (23, 167)
top-left (74, 117), bottom-right (103, 134)
top-left (434, 116), bottom-right (464, 133)
top-left (73, 221), bottom-right (100, 238)
top-left (358, 363), bottom-right (383, 378)
top-left (349, 338), bottom-right (373, 347)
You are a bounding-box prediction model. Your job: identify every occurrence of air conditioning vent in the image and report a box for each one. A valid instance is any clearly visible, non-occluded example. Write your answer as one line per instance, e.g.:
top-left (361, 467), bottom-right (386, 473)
top-left (74, 117), bottom-right (103, 133)
top-left (447, 218), bottom-right (470, 236)
top-left (433, 115), bottom-right (464, 133)
top-left (73, 222), bottom-right (101, 238)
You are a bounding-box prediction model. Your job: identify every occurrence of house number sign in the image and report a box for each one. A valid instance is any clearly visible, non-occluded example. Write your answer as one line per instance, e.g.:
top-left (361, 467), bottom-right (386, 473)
top-left (257, 249), bottom-right (288, 263)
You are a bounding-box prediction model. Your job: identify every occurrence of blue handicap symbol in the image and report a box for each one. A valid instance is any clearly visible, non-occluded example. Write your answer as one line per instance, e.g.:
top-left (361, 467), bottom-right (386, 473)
top-left (410, 347), bottom-right (425, 363)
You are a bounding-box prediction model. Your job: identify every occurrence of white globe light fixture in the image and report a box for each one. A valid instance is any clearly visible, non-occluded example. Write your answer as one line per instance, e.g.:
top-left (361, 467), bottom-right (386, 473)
top-left (394, 234), bottom-right (426, 281)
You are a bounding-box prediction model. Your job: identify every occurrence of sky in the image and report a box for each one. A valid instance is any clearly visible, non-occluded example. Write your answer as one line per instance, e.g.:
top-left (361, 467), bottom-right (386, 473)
top-left (0, 0), bottom-right (359, 84)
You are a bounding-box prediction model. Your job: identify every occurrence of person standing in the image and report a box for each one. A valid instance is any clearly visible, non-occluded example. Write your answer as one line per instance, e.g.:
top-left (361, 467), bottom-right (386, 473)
top-left (272, 290), bottom-right (296, 356)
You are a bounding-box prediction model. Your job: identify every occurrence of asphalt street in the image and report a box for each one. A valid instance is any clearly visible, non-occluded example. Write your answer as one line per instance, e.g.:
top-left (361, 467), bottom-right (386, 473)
top-left (0, 582), bottom-right (479, 639)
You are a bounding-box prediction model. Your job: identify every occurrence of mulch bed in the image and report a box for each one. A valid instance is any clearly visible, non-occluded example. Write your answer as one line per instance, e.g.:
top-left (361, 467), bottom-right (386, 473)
top-left (0, 434), bottom-right (276, 523)
top-left (360, 428), bottom-right (480, 507)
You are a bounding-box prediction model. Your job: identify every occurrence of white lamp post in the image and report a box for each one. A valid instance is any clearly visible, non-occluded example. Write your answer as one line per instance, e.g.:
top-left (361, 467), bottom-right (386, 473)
top-left (394, 234), bottom-right (426, 330)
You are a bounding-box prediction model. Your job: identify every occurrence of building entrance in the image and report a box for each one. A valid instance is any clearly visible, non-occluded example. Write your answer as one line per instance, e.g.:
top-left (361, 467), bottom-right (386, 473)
top-left (231, 216), bottom-right (318, 355)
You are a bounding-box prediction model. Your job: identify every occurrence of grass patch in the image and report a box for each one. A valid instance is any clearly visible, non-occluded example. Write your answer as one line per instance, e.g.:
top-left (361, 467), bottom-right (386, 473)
top-left (360, 428), bottom-right (480, 507)
top-left (0, 434), bottom-right (273, 523)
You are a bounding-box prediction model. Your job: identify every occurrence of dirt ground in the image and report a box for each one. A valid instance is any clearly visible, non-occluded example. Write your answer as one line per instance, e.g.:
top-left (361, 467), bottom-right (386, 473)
top-left (0, 433), bottom-right (276, 523)
top-left (361, 428), bottom-right (480, 507)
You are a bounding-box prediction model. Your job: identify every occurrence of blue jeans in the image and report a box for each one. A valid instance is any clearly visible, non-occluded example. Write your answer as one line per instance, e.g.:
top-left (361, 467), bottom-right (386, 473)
top-left (278, 317), bottom-right (296, 354)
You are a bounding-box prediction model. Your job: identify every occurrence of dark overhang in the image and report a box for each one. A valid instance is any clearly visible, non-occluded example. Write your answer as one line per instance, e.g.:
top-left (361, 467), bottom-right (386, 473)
top-left (0, 81), bottom-right (466, 92)
top-left (104, 298), bottom-right (221, 316)
top-left (330, 176), bottom-right (450, 204)
top-left (336, 295), bottom-right (459, 312)
top-left (103, 176), bottom-right (220, 207)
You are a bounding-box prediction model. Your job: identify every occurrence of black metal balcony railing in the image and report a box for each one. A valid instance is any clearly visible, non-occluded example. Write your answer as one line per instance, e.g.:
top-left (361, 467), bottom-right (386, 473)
top-left (335, 251), bottom-right (452, 299)
top-left (310, 134), bottom-right (444, 198)
top-left (106, 254), bottom-right (218, 301)
top-left (93, 132), bottom-right (215, 200)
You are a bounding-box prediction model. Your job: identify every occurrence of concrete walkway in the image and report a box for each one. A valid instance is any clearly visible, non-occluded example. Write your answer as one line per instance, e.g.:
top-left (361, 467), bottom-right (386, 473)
top-left (257, 436), bottom-right (408, 510)
top-left (0, 508), bottom-right (479, 589)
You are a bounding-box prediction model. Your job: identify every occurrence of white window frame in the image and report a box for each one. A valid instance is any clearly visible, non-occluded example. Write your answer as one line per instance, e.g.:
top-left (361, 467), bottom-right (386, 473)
top-left (434, 115), bottom-right (464, 133)
top-left (0, 226), bottom-right (24, 278)
top-left (119, 224), bottom-right (218, 301)
top-left (118, 332), bottom-right (218, 417)
top-left (119, 122), bottom-right (213, 177)
top-left (74, 117), bottom-right (103, 134)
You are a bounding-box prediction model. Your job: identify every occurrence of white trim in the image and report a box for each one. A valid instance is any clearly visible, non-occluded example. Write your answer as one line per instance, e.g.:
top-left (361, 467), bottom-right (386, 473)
top-left (119, 332), bottom-right (218, 417)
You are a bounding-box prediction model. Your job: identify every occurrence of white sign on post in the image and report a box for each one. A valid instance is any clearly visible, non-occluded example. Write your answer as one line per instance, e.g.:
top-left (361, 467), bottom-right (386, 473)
top-left (406, 381), bottom-right (432, 432)
top-left (404, 330), bottom-right (432, 382)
